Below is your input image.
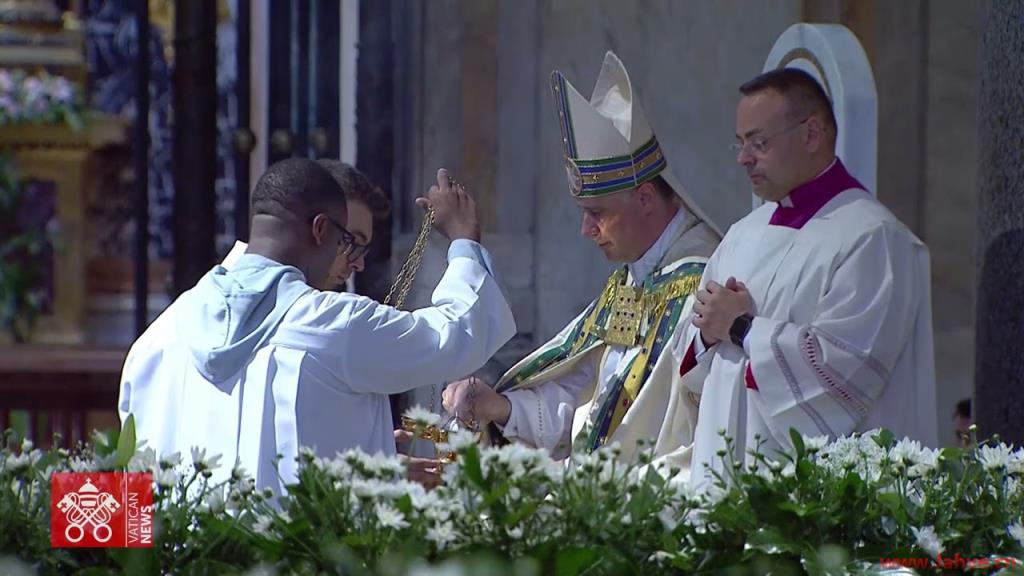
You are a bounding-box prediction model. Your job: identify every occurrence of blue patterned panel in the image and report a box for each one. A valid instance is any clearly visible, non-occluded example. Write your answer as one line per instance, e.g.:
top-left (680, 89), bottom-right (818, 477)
top-left (83, 0), bottom-right (238, 262)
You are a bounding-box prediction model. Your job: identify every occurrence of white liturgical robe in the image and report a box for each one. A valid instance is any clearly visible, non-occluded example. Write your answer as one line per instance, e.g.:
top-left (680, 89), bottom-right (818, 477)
top-left (119, 240), bottom-right (516, 493)
top-left (680, 160), bottom-right (937, 488)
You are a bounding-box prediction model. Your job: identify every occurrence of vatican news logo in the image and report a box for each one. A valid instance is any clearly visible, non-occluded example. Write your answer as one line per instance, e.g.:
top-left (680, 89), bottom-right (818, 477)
top-left (50, 472), bottom-right (153, 548)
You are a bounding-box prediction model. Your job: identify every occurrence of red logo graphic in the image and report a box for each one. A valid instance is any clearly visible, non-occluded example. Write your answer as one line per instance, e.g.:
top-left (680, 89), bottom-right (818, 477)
top-left (51, 472), bottom-right (153, 548)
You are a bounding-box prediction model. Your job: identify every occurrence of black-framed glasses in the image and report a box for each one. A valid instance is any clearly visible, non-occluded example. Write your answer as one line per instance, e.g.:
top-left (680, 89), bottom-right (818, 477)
top-left (326, 216), bottom-right (370, 262)
top-left (731, 116), bottom-right (810, 157)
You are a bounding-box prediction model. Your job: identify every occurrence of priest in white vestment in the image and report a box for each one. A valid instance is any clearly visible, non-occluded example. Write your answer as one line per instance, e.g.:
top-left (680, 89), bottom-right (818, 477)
top-left (679, 68), bottom-right (937, 487)
top-left (443, 52), bottom-right (721, 469)
top-left (118, 159), bottom-right (516, 493)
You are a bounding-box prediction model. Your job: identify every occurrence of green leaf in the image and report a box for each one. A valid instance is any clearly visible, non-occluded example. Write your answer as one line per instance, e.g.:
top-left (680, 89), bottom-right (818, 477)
top-left (115, 413), bottom-right (137, 469)
top-left (777, 501), bottom-right (823, 519)
top-left (872, 429), bottom-right (896, 450)
top-left (801, 543), bottom-right (850, 576)
top-left (745, 526), bottom-right (800, 555)
top-left (789, 429), bottom-right (806, 460)
top-left (796, 460), bottom-right (814, 482)
top-left (461, 444), bottom-right (488, 491)
top-left (876, 492), bottom-right (902, 514)
top-left (554, 547), bottom-right (601, 575)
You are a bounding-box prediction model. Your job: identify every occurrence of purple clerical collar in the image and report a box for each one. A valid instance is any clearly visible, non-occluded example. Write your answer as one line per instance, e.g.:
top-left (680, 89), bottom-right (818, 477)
top-left (769, 158), bottom-right (865, 229)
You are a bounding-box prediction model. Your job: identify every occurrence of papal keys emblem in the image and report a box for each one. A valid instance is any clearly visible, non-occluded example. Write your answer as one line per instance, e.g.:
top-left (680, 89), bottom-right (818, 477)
top-left (56, 478), bottom-right (121, 543)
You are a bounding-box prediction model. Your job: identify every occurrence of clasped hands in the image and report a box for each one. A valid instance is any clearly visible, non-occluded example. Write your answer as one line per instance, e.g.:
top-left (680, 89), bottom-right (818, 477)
top-left (691, 277), bottom-right (755, 346)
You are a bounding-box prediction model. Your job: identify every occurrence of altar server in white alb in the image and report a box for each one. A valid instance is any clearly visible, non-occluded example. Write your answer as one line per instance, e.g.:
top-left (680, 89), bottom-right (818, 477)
top-left (679, 68), bottom-right (937, 486)
top-left (118, 158), bottom-right (516, 493)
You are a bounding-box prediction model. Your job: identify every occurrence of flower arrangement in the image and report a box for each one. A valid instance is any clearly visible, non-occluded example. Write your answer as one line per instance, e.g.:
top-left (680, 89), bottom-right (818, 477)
top-left (1, 416), bottom-right (1022, 575)
top-left (0, 69), bottom-right (84, 130)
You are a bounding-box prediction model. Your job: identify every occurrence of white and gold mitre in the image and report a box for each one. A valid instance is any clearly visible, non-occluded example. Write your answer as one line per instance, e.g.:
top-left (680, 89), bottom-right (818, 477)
top-left (550, 51), bottom-right (721, 235)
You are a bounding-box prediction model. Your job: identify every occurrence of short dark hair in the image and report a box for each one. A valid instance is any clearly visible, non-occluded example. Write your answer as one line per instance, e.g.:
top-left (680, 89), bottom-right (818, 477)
top-left (647, 174), bottom-right (675, 202)
top-left (250, 158), bottom-right (345, 220)
top-left (954, 398), bottom-right (971, 419)
top-left (739, 68), bottom-right (837, 136)
top-left (316, 159), bottom-right (392, 220)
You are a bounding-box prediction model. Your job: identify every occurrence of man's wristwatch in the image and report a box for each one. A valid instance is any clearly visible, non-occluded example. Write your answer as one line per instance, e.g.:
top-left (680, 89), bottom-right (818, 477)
top-left (729, 313), bottom-right (754, 347)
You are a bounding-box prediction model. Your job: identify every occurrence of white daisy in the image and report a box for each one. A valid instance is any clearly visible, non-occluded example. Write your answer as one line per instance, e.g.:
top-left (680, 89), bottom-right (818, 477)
top-left (403, 405), bottom-right (441, 427)
top-left (911, 525), bottom-right (944, 558)
top-left (190, 447), bottom-right (222, 472)
top-left (426, 521), bottom-right (459, 549)
top-left (802, 434), bottom-right (830, 453)
top-left (1007, 522), bottom-right (1024, 548)
top-left (374, 502), bottom-right (409, 530)
top-left (979, 444), bottom-right (1013, 471)
top-left (155, 468), bottom-right (179, 488)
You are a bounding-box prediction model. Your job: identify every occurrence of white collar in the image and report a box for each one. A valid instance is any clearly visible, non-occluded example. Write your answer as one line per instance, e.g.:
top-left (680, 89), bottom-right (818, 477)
top-left (627, 208), bottom-right (688, 286)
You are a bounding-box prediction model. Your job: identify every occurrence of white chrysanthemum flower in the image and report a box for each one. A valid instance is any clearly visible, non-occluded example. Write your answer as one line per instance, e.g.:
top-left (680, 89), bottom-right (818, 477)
top-left (803, 434), bottom-right (829, 453)
top-left (2, 453), bottom-right (31, 474)
top-left (155, 468), bottom-right (179, 488)
top-left (658, 507), bottom-right (678, 531)
top-left (1008, 449), bottom-right (1024, 475)
top-left (231, 477), bottom-right (256, 499)
top-left (423, 501), bottom-right (453, 523)
top-left (407, 485), bottom-right (437, 511)
top-left (68, 457), bottom-right (92, 472)
top-left (908, 448), bottom-right (940, 478)
top-left (703, 482), bottom-right (729, 506)
top-left (322, 458), bottom-right (353, 480)
top-left (426, 521), bottom-right (459, 549)
top-left (492, 443), bottom-right (549, 478)
top-left (1006, 477), bottom-right (1022, 499)
top-left (374, 502), bottom-right (409, 530)
top-left (667, 473), bottom-right (695, 500)
top-left (781, 462), bottom-right (796, 478)
top-left (366, 452), bottom-right (406, 478)
top-left (890, 438), bottom-right (924, 468)
top-left (752, 463), bottom-right (775, 482)
top-left (252, 514), bottom-right (274, 535)
top-left (159, 452), bottom-right (182, 470)
top-left (199, 487), bottom-right (226, 514)
top-left (979, 444), bottom-right (1013, 471)
top-left (190, 447), bottom-right (222, 471)
top-left (911, 525), bottom-right (944, 559)
top-left (127, 447), bottom-right (156, 473)
top-left (1008, 522), bottom-right (1024, 548)
top-left (351, 478), bottom-right (389, 499)
top-left (682, 508), bottom-right (708, 533)
top-left (231, 464), bottom-right (249, 482)
top-left (437, 429), bottom-right (478, 454)
top-left (403, 405), bottom-right (441, 427)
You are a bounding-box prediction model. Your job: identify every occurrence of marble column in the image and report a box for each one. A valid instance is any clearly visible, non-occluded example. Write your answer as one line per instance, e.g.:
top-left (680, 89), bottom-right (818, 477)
top-left (974, 0), bottom-right (1024, 445)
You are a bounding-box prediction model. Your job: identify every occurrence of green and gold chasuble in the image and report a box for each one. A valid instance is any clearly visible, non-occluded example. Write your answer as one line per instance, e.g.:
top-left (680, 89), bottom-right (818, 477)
top-left (496, 259), bottom-right (704, 452)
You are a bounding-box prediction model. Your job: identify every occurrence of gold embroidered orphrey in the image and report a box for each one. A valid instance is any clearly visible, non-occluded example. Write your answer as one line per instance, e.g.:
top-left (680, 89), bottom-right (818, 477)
top-left (604, 283), bottom-right (643, 347)
top-left (586, 268), bottom-right (703, 349)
